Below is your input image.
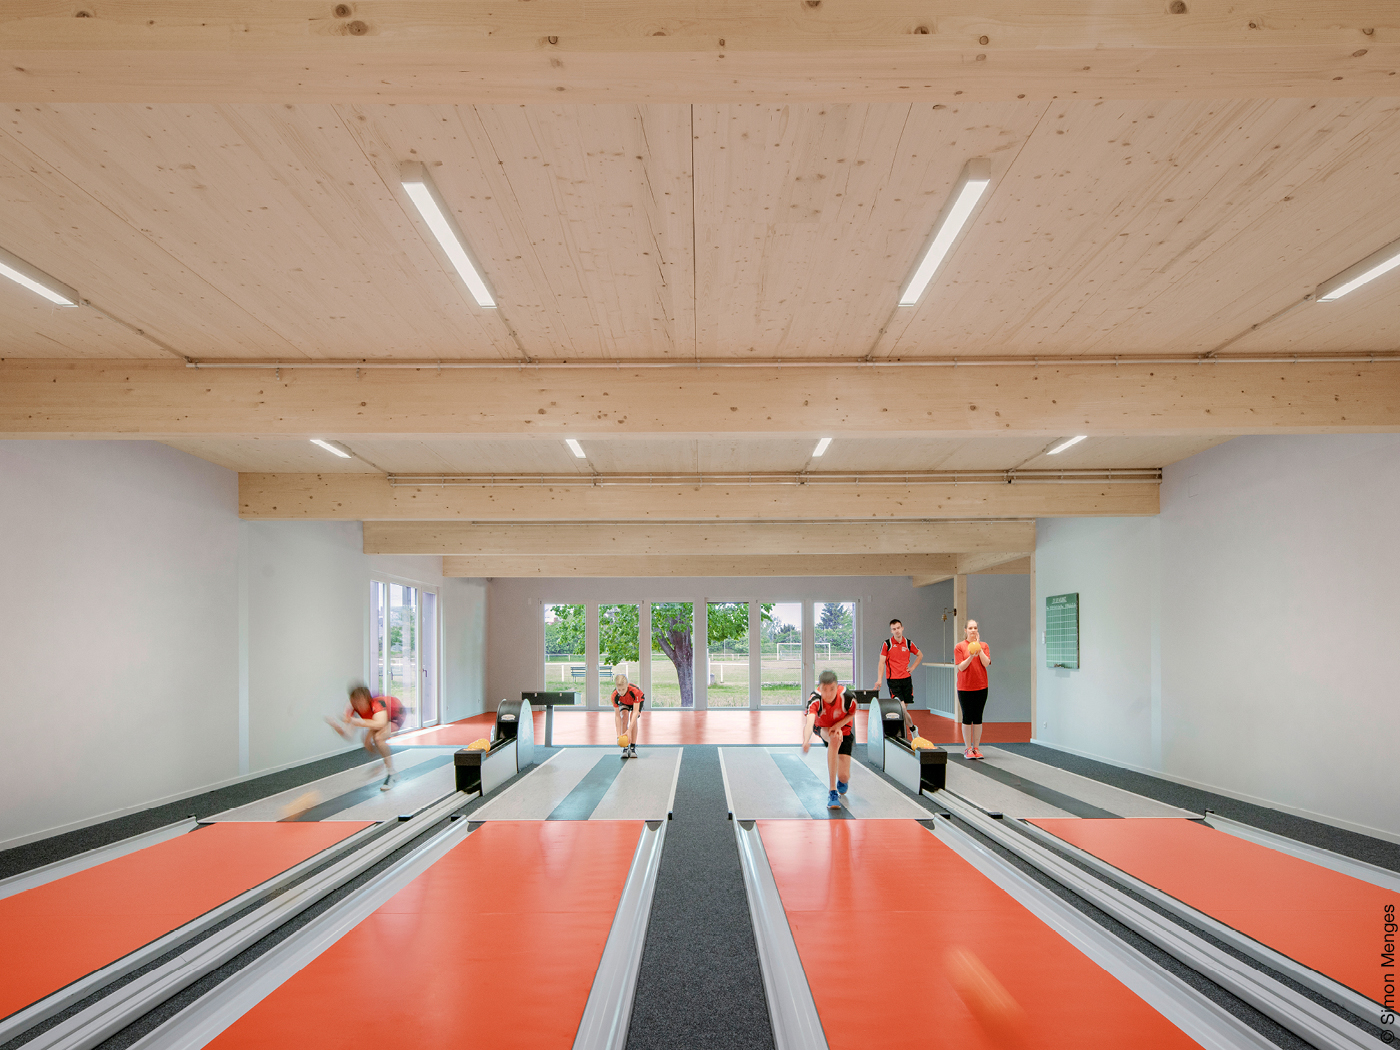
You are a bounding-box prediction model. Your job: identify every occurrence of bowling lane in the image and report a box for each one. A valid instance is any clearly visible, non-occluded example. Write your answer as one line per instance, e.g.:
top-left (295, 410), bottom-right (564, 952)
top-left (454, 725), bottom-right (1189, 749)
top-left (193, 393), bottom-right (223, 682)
top-left (472, 748), bottom-right (681, 821)
top-left (1032, 818), bottom-right (1395, 1004)
top-left (720, 747), bottom-right (928, 820)
top-left (0, 822), bottom-right (369, 1021)
top-left (943, 759), bottom-right (1078, 819)
top-left (206, 748), bottom-right (457, 822)
top-left (758, 820), bottom-right (1208, 1050)
top-left (206, 821), bottom-right (644, 1050)
top-left (973, 748), bottom-right (1194, 817)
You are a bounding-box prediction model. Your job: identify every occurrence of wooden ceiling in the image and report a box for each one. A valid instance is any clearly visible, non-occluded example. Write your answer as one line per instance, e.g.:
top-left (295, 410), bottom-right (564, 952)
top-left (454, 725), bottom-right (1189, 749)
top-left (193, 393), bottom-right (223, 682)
top-left (160, 434), bottom-right (1228, 475)
top-left (1, 98), bottom-right (1398, 367)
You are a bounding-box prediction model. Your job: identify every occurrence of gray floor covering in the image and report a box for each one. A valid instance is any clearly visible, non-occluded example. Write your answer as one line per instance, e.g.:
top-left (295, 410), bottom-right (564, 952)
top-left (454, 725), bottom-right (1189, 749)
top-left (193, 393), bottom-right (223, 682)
top-left (626, 746), bottom-right (774, 1050)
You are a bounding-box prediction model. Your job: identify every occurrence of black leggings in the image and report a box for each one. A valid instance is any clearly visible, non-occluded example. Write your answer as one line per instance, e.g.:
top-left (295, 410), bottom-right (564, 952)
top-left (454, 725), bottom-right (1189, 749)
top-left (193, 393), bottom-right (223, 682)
top-left (958, 688), bottom-right (989, 725)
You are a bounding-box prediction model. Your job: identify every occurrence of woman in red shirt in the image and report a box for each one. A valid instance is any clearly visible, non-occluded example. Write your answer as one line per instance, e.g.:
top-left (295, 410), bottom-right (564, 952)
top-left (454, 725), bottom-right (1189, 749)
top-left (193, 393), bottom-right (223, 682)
top-left (953, 620), bottom-right (992, 760)
top-left (610, 673), bottom-right (645, 757)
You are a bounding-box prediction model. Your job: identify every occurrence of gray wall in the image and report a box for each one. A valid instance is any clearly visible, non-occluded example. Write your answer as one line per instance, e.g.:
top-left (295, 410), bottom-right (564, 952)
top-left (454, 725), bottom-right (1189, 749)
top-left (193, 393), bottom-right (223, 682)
top-left (1035, 434), bottom-right (1400, 840)
top-left (0, 440), bottom-right (481, 848)
top-left (968, 574), bottom-right (1032, 722)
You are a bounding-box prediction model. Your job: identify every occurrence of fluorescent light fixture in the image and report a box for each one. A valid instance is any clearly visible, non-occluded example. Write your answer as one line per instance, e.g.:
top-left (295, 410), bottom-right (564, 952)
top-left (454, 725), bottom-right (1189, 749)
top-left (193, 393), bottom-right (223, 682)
top-left (565, 438), bottom-right (587, 459)
top-left (812, 437), bottom-right (832, 457)
top-left (1315, 236), bottom-right (1400, 302)
top-left (400, 161), bottom-right (496, 309)
top-left (310, 438), bottom-right (353, 459)
top-left (899, 158), bottom-right (992, 306)
top-left (0, 244), bottom-right (79, 307)
top-left (1046, 435), bottom-right (1087, 455)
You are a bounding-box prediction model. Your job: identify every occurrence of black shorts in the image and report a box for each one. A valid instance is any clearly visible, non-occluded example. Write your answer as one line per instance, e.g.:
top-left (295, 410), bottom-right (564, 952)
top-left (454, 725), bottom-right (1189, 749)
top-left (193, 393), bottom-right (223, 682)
top-left (958, 688), bottom-right (989, 725)
top-left (615, 700), bottom-right (643, 713)
top-left (817, 729), bottom-right (854, 755)
top-left (887, 677), bottom-right (914, 704)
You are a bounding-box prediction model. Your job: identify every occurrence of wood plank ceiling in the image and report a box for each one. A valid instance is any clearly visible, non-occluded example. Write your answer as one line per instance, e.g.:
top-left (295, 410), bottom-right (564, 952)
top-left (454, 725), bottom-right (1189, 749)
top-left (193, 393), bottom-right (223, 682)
top-left (2, 99), bottom-right (1398, 367)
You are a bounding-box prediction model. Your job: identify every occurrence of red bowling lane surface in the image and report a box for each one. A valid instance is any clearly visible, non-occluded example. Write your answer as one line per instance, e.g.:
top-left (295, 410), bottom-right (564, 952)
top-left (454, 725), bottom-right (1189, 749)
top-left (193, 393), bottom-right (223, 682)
top-left (760, 820), bottom-right (1205, 1050)
top-left (0, 821), bottom-right (369, 1019)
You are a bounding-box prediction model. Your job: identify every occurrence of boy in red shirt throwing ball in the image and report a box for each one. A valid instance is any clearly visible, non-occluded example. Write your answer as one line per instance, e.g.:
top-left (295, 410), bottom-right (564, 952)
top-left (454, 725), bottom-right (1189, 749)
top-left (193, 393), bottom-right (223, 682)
top-left (953, 620), bottom-right (992, 760)
top-left (610, 672), bottom-right (645, 758)
top-left (803, 670), bottom-right (857, 809)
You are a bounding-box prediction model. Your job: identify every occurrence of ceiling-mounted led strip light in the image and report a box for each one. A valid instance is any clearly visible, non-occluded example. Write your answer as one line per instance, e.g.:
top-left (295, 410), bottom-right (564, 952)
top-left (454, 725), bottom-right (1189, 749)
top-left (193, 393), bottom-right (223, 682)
top-left (812, 437), bottom-right (832, 457)
top-left (0, 244), bottom-right (79, 307)
top-left (1046, 435), bottom-right (1087, 455)
top-left (565, 438), bottom-right (587, 459)
top-left (400, 161), bottom-right (497, 309)
top-left (310, 439), bottom-right (353, 459)
top-left (1315, 236), bottom-right (1400, 302)
top-left (899, 158), bottom-right (993, 306)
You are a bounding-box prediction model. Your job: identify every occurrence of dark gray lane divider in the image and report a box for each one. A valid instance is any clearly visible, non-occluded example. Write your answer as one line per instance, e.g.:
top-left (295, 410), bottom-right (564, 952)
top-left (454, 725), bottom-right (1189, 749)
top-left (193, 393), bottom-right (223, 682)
top-left (957, 757), bottom-right (1119, 819)
top-left (548, 753), bottom-right (625, 820)
top-left (283, 755), bottom-right (455, 822)
top-left (627, 746), bottom-right (775, 1050)
top-left (769, 753), bottom-right (854, 820)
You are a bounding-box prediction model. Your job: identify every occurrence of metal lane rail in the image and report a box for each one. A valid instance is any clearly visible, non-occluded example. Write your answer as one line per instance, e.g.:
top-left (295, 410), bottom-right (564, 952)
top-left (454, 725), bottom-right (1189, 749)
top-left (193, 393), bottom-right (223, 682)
top-left (0, 820), bottom-right (389, 1046)
top-left (25, 792), bottom-right (472, 1050)
top-left (932, 790), bottom-right (1389, 1050)
top-left (1018, 818), bottom-right (1399, 1042)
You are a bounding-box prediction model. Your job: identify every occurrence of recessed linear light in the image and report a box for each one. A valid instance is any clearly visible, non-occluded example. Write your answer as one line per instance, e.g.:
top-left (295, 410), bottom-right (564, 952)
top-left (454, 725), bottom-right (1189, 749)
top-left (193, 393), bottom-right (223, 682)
top-left (0, 245), bottom-right (79, 307)
top-left (565, 438), bottom-right (587, 459)
top-left (1046, 435), bottom-right (1088, 455)
top-left (812, 437), bottom-right (832, 457)
top-left (899, 158), bottom-right (993, 307)
top-left (310, 438), bottom-right (353, 459)
top-left (400, 161), bottom-right (496, 309)
top-left (1316, 236), bottom-right (1400, 302)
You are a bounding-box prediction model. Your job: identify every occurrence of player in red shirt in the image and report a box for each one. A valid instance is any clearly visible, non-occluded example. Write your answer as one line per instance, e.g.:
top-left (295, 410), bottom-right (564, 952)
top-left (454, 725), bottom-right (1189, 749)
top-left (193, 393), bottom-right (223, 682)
top-left (610, 673), bottom-right (645, 758)
top-left (952, 620), bottom-right (992, 760)
top-left (328, 682), bottom-right (405, 791)
top-left (874, 618), bottom-right (922, 740)
top-left (803, 670), bottom-right (857, 809)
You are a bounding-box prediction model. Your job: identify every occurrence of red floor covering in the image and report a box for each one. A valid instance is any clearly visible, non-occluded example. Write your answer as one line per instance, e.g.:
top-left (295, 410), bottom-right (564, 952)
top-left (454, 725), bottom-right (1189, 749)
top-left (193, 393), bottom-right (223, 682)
top-left (208, 821), bottom-right (643, 1050)
top-left (0, 821), bottom-right (368, 1020)
top-left (760, 820), bottom-right (1204, 1050)
top-left (397, 710), bottom-right (1031, 747)
top-left (1032, 819), bottom-right (1393, 1003)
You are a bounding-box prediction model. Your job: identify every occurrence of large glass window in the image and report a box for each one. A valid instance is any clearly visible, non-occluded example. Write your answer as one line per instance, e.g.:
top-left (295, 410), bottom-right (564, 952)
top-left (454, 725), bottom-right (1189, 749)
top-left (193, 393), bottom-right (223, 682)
top-left (597, 603), bottom-right (641, 706)
top-left (815, 601), bottom-right (856, 687)
top-left (760, 601), bottom-right (804, 706)
top-left (544, 603), bottom-right (585, 696)
top-left (705, 602), bottom-right (750, 708)
top-left (650, 602), bottom-right (694, 708)
top-left (371, 580), bottom-right (430, 730)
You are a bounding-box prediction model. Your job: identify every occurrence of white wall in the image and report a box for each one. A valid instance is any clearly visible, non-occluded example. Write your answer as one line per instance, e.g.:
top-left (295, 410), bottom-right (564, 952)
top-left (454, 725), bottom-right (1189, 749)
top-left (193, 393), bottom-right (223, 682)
top-left (968, 574), bottom-right (1033, 722)
top-left (1035, 435), bottom-right (1400, 839)
top-left (486, 576), bottom-right (961, 707)
top-left (0, 441), bottom-right (484, 848)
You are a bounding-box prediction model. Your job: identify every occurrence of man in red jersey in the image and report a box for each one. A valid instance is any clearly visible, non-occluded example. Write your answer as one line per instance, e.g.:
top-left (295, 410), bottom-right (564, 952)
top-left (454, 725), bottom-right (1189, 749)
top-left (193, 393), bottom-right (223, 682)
top-left (610, 672), bottom-right (645, 758)
top-left (874, 618), bottom-right (923, 740)
top-left (953, 620), bottom-right (992, 760)
top-left (803, 670), bottom-right (857, 809)
top-left (329, 682), bottom-right (405, 790)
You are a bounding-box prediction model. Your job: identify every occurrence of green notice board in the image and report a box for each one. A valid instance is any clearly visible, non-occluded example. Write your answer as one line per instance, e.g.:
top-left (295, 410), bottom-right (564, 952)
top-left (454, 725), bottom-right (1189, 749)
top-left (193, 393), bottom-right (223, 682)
top-left (1045, 593), bottom-right (1080, 668)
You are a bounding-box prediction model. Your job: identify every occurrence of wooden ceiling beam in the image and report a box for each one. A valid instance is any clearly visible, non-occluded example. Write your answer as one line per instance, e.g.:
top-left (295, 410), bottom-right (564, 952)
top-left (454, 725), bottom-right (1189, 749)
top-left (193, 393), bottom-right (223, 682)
top-left (910, 551), bottom-right (1032, 586)
top-left (3, 361), bottom-right (1396, 438)
top-left (240, 473), bottom-right (1156, 520)
top-left (442, 554), bottom-right (960, 578)
top-left (2, 2), bottom-right (1396, 104)
top-left (364, 520), bottom-right (1036, 557)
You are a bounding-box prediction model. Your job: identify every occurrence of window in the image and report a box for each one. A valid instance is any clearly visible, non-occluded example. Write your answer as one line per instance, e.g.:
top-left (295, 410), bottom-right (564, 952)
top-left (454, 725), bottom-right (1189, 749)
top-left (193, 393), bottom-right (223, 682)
top-left (706, 602), bottom-right (750, 708)
top-left (649, 602), bottom-right (693, 708)
top-left (815, 601), bottom-right (856, 687)
top-left (761, 601), bottom-right (804, 706)
top-left (370, 580), bottom-right (435, 730)
top-left (544, 603), bottom-right (585, 696)
top-left (597, 603), bottom-right (640, 706)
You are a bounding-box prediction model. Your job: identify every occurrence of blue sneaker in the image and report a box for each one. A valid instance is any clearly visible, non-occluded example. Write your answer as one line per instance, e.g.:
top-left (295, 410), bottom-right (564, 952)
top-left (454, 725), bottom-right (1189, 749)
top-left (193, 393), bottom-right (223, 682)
top-left (827, 790), bottom-right (841, 809)
top-left (837, 780), bottom-right (849, 796)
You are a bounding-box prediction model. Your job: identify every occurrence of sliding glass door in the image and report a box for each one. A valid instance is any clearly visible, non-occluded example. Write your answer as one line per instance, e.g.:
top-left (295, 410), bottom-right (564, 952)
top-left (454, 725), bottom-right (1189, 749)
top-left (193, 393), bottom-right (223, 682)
top-left (370, 579), bottom-right (439, 730)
